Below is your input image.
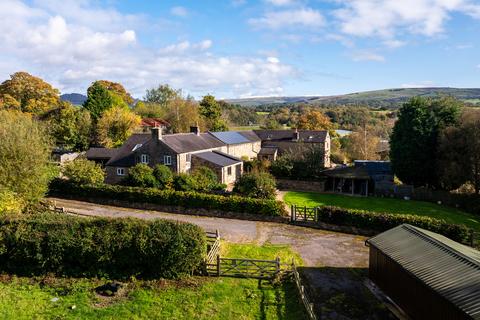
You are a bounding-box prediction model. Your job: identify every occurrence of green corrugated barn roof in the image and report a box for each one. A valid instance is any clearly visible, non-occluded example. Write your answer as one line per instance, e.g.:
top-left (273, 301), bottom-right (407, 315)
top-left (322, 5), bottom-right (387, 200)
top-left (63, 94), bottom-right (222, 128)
top-left (367, 224), bottom-right (480, 319)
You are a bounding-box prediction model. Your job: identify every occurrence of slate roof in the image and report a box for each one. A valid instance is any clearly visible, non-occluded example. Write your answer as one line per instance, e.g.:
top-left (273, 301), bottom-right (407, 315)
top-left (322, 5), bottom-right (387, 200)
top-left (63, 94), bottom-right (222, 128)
top-left (323, 165), bottom-right (371, 179)
top-left (254, 129), bottom-right (328, 143)
top-left (258, 147), bottom-right (278, 155)
top-left (106, 134), bottom-right (150, 167)
top-left (161, 133), bottom-right (225, 154)
top-left (193, 150), bottom-right (242, 167)
top-left (354, 160), bottom-right (392, 176)
top-left (367, 224), bottom-right (480, 320)
top-left (86, 147), bottom-right (118, 160)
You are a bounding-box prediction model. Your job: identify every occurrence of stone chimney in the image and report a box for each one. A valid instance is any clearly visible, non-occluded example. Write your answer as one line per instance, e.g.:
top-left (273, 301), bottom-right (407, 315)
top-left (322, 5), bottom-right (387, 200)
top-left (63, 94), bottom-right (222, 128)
top-left (190, 125), bottom-right (200, 136)
top-left (151, 127), bottom-right (162, 140)
top-left (293, 128), bottom-right (300, 141)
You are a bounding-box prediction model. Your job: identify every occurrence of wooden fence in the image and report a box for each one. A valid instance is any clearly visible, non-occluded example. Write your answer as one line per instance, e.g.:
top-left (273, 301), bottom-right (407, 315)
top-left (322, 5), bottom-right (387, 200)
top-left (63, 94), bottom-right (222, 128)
top-left (290, 205), bottom-right (318, 223)
top-left (292, 260), bottom-right (318, 320)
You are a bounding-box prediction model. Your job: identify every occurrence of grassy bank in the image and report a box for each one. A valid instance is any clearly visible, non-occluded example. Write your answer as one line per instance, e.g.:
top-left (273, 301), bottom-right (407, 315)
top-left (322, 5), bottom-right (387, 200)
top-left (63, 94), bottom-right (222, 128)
top-left (284, 191), bottom-right (480, 231)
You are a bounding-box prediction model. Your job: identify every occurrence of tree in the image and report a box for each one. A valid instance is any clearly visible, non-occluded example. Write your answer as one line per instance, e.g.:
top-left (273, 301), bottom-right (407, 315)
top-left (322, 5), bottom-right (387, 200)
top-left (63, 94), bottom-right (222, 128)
top-left (233, 172), bottom-right (277, 199)
top-left (95, 80), bottom-right (134, 105)
top-left (97, 106), bottom-right (141, 148)
top-left (390, 97), bottom-right (461, 187)
top-left (0, 72), bottom-right (60, 115)
top-left (173, 173), bottom-right (198, 191)
top-left (83, 82), bottom-right (114, 121)
top-left (62, 159), bottom-right (105, 185)
top-left (296, 109), bottom-right (333, 131)
top-left (133, 101), bottom-right (165, 118)
top-left (144, 84), bottom-right (181, 106)
top-left (0, 110), bottom-right (53, 207)
top-left (199, 94), bottom-right (228, 132)
top-left (123, 164), bottom-right (158, 188)
top-left (47, 102), bottom-right (92, 151)
top-left (343, 128), bottom-right (381, 161)
top-left (164, 97), bottom-right (204, 133)
top-left (437, 110), bottom-right (480, 193)
top-left (153, 164), bottom-right (174, 189)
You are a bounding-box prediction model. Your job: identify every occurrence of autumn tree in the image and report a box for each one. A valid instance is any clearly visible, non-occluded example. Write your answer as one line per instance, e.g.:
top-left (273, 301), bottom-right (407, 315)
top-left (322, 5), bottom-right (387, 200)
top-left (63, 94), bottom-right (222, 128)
top-left (0, 72), bottom-right (60, 115)
top-left (164, 97), bottom-right (204, 133)
top-left (0, 110), bottom-right (53, 208)
top-left (45, 102), bottom-right (92, 151)
top-left (343, 128), bottom-right (381, 161)
top-left (97, 106), bottom-right (141, 147)
top-left (144, 84), bottom-right (181, 107)
top-left (95, 80), bottom-right (134, 105)
top-left (390, 97), bottom-right (461, 187)
top-left (296, 109), bottom-right (333, 131)
top-left (199, 94), bottom-right (228, 131)
top-left (133, 101), bottom-right (165, 118)
top-left (437, 110), bottom-right (480, 193)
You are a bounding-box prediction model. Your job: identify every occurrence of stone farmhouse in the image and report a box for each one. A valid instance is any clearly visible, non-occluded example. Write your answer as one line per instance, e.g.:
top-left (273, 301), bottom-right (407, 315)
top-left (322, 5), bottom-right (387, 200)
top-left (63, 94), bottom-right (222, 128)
top-left (104, 126), bottom-right (331, 185)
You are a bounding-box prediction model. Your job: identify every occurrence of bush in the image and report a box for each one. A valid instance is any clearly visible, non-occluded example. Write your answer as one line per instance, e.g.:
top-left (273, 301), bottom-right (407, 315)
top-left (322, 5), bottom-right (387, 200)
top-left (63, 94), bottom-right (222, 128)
top-left (0, 189), bottom-right (23, 215)
top-left (49, 180), bottom-right (287, 217)
top-left (173, 173), bottom-right (198, 192)
top-left (0, 213), bottom-right (206, 279)
top-left (62, 159), bottom-right (105, 185)
top-left (310, 205), bottom-right (473, 244)
top-left (192, 166), bottom-right (225, 192)
top-left (153, 164), bottom-right (174, 189)
top-left (233, 172), bottom-right (277, 199)
top-left (123, 164), bottom-right (158, 188)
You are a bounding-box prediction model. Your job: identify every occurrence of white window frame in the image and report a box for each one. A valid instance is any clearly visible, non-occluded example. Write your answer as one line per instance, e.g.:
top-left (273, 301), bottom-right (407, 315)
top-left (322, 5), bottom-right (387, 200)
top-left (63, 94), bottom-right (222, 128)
top-left (116, 168), bottom-right (125, 176)
top-left (164, 155), bottom-right (172, 165)
top-left (227, 166), bottom-right (232, 176)
top-left (140, 154), bottom-right (150, 164)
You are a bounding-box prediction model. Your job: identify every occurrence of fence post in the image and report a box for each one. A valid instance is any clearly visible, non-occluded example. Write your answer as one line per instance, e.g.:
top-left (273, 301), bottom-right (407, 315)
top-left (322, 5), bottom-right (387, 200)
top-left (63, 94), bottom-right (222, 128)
top-left (216, 254), bottom-right (220, 277)
top-left (304, 206), bottom-right (307, 221)
top-left (216, 229), bottom-right (220, 240)
top-left (276, 257), bottom-right (280, 274)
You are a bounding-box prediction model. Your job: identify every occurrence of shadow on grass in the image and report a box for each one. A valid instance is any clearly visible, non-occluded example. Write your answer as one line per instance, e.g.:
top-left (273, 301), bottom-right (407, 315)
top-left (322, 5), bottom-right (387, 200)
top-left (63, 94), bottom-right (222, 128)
top-left (297, 266), bottom-right (395, 320)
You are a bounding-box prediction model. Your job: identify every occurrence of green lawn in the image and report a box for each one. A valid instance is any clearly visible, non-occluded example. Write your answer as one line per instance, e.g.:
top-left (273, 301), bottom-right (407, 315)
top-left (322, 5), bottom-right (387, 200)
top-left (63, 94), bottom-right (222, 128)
top-left (0, 242), bottom-right (307, 320)
top-left (284, 191), bottom-right (480, 231)
top-left (222, 242), bottom-right (303, 266)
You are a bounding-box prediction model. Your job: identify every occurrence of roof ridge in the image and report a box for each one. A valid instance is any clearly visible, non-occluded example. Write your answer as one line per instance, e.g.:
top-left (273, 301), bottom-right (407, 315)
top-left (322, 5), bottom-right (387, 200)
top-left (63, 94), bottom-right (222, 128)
top-left (403, 224), bottom-right (480, 268)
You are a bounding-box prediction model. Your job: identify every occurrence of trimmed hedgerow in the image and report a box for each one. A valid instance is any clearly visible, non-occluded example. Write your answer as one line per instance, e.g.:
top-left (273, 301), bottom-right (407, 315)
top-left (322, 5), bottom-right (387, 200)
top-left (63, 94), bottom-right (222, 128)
top-left (0, 213), bottom-right (206, 279)
top-left (49, 179), bottom-right (287, 217)
top-left (314, 205), bottom-right (473, 244)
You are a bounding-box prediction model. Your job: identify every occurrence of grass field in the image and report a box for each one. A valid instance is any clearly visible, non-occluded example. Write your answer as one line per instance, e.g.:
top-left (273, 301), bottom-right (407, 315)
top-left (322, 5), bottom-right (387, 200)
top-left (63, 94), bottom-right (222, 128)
top-left (222, 242), bottom-right (303, 266)
top-left (284, 191), bottom-right (480, 231)
top-left (0, 242), bottom-right (307, 320)
top-left (230, 125), bottom-right (261, 131)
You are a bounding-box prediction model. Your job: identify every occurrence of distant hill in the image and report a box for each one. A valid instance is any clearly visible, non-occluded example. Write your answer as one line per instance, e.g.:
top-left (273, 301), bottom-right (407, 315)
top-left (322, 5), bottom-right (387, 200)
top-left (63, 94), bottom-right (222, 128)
top-left (226, 88), bottom-right (480, 109)
top-left (60, 93), bottom-right (87, 106)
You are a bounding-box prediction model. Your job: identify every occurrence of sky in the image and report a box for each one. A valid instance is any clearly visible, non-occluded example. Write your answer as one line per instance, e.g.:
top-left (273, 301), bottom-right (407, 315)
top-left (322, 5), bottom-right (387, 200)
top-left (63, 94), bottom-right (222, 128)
top-left (1, 0), bottom-right (480, 99)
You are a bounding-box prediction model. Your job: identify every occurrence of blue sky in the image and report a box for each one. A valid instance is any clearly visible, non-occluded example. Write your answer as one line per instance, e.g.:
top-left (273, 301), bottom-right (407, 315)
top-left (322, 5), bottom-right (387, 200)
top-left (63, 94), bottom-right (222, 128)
top-left (1, 0), bottom-right (480, 98)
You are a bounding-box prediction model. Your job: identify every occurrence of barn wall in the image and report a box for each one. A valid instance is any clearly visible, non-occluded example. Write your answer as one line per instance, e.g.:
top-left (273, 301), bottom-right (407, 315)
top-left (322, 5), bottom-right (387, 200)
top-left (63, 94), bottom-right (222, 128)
top-left (369, 247), bottom-right (468, 320)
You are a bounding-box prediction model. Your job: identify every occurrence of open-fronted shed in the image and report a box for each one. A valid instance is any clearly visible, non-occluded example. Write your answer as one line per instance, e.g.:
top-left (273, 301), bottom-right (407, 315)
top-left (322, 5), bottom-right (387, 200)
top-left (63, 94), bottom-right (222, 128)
top-left (366, 224), bottom-right (480, 320)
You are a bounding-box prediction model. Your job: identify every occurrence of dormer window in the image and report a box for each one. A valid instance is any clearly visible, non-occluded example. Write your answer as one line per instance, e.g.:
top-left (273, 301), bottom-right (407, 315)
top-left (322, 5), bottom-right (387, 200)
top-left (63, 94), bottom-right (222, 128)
top-left (141, 154), bottom-right (150, 164)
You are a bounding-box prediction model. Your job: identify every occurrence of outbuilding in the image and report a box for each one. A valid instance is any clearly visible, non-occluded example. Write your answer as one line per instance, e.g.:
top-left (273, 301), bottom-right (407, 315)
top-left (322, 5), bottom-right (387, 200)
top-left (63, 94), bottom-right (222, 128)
top-left (366, 224), bottom-right (480, 320)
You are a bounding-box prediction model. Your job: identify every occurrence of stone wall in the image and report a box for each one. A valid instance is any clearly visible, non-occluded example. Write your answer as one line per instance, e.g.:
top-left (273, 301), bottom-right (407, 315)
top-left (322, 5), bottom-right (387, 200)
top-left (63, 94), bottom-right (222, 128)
top-left (276, 179), bottom-right (325, 192)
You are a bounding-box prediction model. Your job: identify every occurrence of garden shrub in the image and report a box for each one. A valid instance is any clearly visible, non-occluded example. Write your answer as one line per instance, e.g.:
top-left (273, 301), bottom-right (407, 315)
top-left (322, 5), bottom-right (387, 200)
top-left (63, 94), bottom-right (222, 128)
top-left (153, 164), bottom-right (174, 189)
top-left (49, 179), bottom-right (287, 217)
top-left (173, 173), bottom-right (198, 191)
top-left (0, 213), bottom-right (206, 279)
top-left (123, 164), bottom-right (158, 188)
top-left (233, 172), bottom-right (277, 200)
top-left (62, 159), bottom-right (105, 185)
top-left (311, 205), bottom-right (473, 244)
top-left (192, 166), bottom-right (225, 192)
top-left (0, 189), bottom-right (23, 215)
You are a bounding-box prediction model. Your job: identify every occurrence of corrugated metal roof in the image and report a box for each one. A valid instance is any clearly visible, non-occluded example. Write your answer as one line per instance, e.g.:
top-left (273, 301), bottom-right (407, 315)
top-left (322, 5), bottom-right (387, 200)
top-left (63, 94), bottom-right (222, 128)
top-left (367, 224), bottom-right (480, 319)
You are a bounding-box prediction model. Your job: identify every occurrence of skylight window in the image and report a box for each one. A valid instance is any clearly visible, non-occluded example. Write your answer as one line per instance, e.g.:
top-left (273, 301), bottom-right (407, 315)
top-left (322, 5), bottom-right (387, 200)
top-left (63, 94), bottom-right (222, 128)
top-left (132, 144), bottom-right (143, 152)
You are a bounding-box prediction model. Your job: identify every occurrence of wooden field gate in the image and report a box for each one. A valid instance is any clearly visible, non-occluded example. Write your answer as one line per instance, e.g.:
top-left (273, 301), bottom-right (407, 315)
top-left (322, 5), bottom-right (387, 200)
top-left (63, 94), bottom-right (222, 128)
top-left (291, 205), bottom-right (319, 223)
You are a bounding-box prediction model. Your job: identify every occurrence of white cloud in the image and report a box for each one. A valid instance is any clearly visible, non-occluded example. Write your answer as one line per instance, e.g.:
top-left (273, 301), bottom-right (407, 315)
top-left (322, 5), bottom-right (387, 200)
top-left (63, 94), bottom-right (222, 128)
top-left (476, 64), bottom-right (480, 69)
top-left (264, 0), bottom-right (299, 6)
top-left (0, 0), bottom-right (296, 98)
top-left (401, 81), bottom-right (435, 88)
top-left (334, 0), bottom-right (480, 38)
top-left (170, 6), bottom-right (188, 17)
top-left (383, 39), bottom-right (406, 48)
top-left (248, 8), bottom-right (325, 30)
top-left (351, 51), bottom-right (385, 62)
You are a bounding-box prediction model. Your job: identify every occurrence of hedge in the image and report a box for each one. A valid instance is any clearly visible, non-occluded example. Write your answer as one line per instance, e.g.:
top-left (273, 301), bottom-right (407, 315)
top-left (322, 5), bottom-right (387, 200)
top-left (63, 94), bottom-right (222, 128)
top-left (0, 213), bottom-right (206, 279)
top-left (49, 179), bottom-right (287, 217)
top-left (313, 205), bottom-right (473, 244)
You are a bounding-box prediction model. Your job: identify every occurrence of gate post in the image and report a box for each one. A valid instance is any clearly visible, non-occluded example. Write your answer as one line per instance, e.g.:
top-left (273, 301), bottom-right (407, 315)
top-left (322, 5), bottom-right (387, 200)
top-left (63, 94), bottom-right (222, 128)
top-left (216, 255), bottom-right (220, 277)
top-left (276, 257), bottom-right (280, 275)
top-left (290, 205), bottom-right (294, 222)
